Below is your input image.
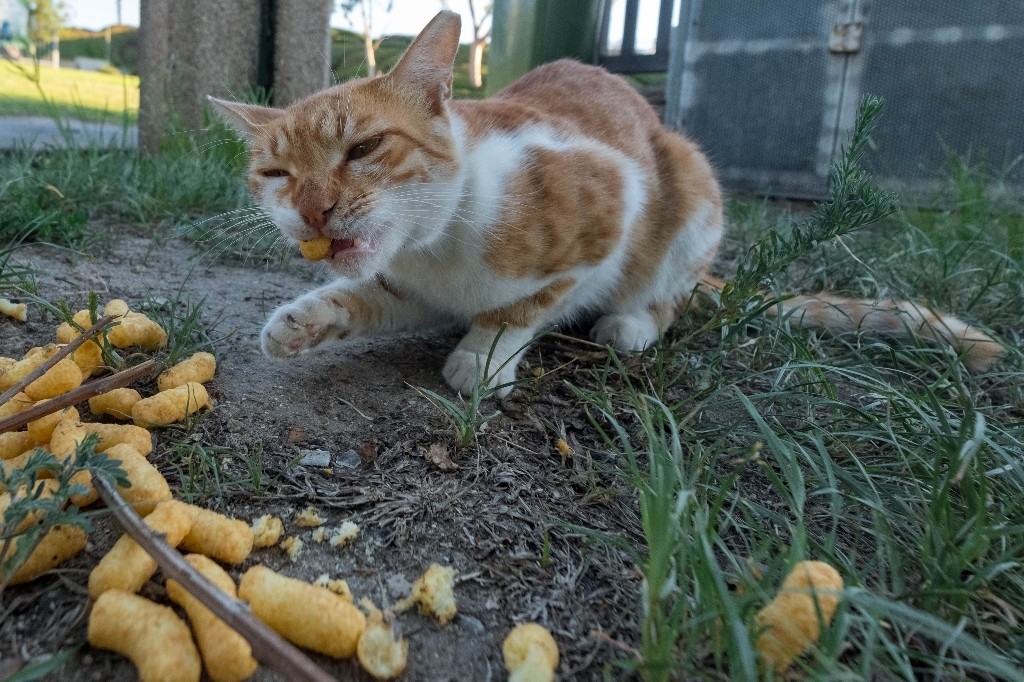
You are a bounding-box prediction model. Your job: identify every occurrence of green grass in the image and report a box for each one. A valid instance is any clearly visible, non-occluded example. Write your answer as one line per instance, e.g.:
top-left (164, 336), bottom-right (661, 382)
top-left (572, 99), bottom-right (1024, 680)
top-left (0, 118), bottom-right (249, 247)
top-left (0, 59), bottom-right (138, 123)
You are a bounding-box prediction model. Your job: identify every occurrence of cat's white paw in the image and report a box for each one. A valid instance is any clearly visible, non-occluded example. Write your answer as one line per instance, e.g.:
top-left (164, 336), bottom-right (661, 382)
top-left (261, 297), bottom-right (350, 358)
top-left (442, 349), bottom-right (517, 398)
top-left (592, 313), bottom-right (659, 351)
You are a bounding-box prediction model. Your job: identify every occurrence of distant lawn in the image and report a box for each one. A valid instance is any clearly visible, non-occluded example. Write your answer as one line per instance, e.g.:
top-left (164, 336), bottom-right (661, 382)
top-left (0, 60), bottom-right (139, 123)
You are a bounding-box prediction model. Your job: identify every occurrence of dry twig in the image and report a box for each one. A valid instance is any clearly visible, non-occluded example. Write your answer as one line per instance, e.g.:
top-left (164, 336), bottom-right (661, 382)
top-left (91, 473), bottom-right (338, 682)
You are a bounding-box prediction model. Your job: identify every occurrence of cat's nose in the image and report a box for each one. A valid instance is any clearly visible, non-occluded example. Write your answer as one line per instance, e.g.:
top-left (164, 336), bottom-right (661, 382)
top-left (300, 203), bottom-right (336, 231)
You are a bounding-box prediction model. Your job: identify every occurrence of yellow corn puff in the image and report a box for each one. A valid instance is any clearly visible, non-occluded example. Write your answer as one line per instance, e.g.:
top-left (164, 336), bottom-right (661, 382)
top-left (1, 524), bottom-right (88, 586)
top-left (395, 563), bottom-right (458, 624)
top-left (0, 392), bottom-right (32, 420)
top-left (24, 357), bottom-right (83, 400)
top-left (157, 352), bottom-right (217, 391)
top-left (503, 623), bottom-right (559, 682)
top-left (72, 309), bottom-right (94, 328)
top-left (0, 431), bottom-right (34, 460)
top-left (357, 605), bottom-right (408, 680)
top-left (55, 322), bottom-right (77, 344)
top-left (238, 565), bottom-right (366, 658)
top-left (0, 297), bottom-right (27, 322)
top-left (50, 420), bottom-right (153, 457)
top-left (107, 312), bottom-right (167, 350)
top-left (99, 443), bottom-right (172, 514)
top-left (71, 339), bottom-right (103, 378)
top-left (132, 382), bottom-right (211, 427)
top-left (27, 405), bottom-right (79, 444)
top-left (104, 299), bottom-right (130, 317)
top-left (89, 388), bottom-right (142, 421)
top-left (251, 514), bottom-right (283, 548)
top-left (88, 500), bottom-right (194, 599)
top-left (754, 560), bottom-right (844, 672)
top-left (0, 346), bottom-right (57, 391)
top-left (0, 480), bottom-right (60, 533)
top-left (299, 236), bottom-right (332, 261)
top-left (88, 590), bottom-right (202, 682)
top-left (0, 357), bottom-right (15, 370)
top-left (179, 504), bottom-right (254, 565)
top-left (166, 555), bottom-right (258, 682)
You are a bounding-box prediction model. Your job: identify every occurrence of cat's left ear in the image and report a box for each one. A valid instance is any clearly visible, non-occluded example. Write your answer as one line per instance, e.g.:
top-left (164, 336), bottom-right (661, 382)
top-left (208, 97), bottom-right (283, 142)
top-left (387, 10), bottom-right (462, 115)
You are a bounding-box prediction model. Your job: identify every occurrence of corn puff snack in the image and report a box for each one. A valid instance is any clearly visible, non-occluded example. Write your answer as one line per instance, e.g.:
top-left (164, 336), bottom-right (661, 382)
top-left (0, 392), bottom-right (32, 420)
top-left (1, 524), bottom-right (88, 586)
top-left (238, 565), bottom-right (367, 658)
top-left (357, 604), bottom-right (408, 680)
top-left (0, 480), bottom-right (60, 533)
top-left (313, 574), bottom-right (353, 601)
top-left (55, 322), bottom-right (77, 344)
top-left (754, 560), bottom-right (844, 672)
top-left (107, 312), bottom-right (168, 350)
top-left (71, 340), bottom-right (103, 378)
top-left (0, 431), bottom-right (33, 460)
top-left (166, 554), bottom-right (258, 682)
top-left (395, 563), bottom-right (458, 624)
top-left (132, 382), bottom-right (211, 427)
top-left (251, 514), bottom-right (283, 548)
top-left (179, 505), bottom-right (254, 565)
top-left (27, 405), bottom-right (79, 444)
top-left (88, 500), bottom-right (194, 599)
top-left (0, 297), bottom-right (27, 322)
top-left (298, 236), bottom-right (332, 261)
top-left (503, 623), bottom-right (560, 682)
top-left (88, 589), bottom-right (202, 682)
top-left (0, 346), bottom-right (57, 392)
top-left (104, 299), bottom-right (130, 318)
top-left (89, 388), bottom-right (143, 421)
top-left (157, 352), bottom-right (217, 391)
top-left (102, 444), bottom-right (172, 514)
top-left (50, 420), bottom-right (153, 457)
top-left (294, 506), bottom-right (325, 527)
top-left (23, 357), bottom-right (83, 401)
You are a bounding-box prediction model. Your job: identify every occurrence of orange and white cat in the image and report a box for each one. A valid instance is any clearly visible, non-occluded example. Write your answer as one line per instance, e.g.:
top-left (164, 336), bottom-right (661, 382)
top-left (211, 11), bottom-right (1000, 398)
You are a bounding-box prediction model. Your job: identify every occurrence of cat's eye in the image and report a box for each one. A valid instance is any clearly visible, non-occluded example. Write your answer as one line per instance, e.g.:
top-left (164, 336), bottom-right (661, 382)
top-left (259, 168), bottom-right (290, 178)
top-left (347, 135), bottom-right (383, 161)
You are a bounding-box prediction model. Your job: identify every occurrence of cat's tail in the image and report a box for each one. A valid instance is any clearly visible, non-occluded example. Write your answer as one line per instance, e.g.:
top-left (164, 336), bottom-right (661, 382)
top-left (698, 276), bottom-right (1003, 372)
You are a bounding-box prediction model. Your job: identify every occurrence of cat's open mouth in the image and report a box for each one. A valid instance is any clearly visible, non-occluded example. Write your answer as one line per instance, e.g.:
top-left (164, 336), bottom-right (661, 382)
top-left (329, 236), bottom-right (376, 258)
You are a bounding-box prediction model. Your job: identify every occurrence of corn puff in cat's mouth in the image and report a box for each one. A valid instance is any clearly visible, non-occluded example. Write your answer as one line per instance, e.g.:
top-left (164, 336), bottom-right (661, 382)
top-left (299, 236), bottom-right (373, 262)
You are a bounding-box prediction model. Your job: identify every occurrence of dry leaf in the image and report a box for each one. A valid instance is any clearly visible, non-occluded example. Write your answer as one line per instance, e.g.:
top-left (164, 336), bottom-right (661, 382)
top-left (357, 441), bottom-right (379, 463)
top-left (424, 443), bottom-right (457, 470)
top-left (287, 426), bottom-right (307, 444)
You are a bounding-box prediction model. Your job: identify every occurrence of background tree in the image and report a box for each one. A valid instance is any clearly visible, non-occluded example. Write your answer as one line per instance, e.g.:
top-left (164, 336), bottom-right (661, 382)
top-left (338, 0), bottom-right (394, 78)
top-left (19, 0), bottom-right (66, 51)
top-left (465, 0), bottom-right (490, 88)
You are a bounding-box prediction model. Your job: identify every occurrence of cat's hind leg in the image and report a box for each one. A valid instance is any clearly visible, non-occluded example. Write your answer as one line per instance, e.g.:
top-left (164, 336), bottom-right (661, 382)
top-left (592, 130), bottom-right (724, 352)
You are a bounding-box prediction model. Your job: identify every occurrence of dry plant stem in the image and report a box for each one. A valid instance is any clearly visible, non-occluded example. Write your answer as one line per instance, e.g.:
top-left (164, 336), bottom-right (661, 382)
top-left (0, 315), bottom-right (116, 407)
top-left (91, 473), bottom-right (338, 682)
top-left (546, 332), bottom-right (607, 350)
top-left (0, 360), bottom-right (157, 434)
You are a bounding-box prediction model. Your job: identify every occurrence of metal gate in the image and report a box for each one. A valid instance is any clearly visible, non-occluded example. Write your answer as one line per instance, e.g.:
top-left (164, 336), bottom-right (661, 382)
top-left (664, 1), bottom-right (1024, 199)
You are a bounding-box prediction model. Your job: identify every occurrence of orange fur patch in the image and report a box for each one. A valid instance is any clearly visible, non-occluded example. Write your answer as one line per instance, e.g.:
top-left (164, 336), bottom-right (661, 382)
top-left (475, 279), bottom-right (575, 329)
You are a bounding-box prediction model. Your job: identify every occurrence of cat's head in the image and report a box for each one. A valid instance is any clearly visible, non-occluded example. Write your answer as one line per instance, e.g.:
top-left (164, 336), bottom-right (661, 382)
top-left (211, 10), bottom-right (463, 280)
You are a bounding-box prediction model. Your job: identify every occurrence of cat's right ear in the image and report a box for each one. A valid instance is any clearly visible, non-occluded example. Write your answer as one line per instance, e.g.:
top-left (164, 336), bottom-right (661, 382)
top-left (208, 97), bottom-right (283, 142)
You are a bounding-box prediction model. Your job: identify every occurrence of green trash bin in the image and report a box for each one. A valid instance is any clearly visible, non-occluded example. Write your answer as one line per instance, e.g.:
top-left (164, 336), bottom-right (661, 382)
top-left (485, 0), bottom-right (604, 96)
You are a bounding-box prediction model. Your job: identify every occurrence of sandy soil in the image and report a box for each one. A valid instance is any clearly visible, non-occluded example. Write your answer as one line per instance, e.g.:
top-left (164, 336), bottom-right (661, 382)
top-left (0, 233), bottom-right (646, 681)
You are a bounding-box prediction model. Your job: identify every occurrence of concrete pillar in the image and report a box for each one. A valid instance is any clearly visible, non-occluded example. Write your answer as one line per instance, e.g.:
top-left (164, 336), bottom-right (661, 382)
top-left (274, 0), bottom-right (333, 106)
top-left (138, 0), bottom-right (332, 154)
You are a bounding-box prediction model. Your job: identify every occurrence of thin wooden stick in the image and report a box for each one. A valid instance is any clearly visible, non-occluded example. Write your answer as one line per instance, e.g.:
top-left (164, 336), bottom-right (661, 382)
top-left (0, 360), bottom-right (157, 434)
top-left (91, 474), bottom-right (338, 682)
top-left (0, 315), bottom-right (116, 407)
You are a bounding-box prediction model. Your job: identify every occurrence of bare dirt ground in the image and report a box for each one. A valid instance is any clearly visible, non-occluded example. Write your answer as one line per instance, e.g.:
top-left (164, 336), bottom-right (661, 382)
top-left (0, 230), bottom-right (648, 681)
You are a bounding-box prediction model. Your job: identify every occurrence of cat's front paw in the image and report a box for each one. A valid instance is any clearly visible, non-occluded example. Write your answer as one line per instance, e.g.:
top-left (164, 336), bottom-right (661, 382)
top-left (442, 349), bottom-right (517, 398)
top-left (261, 297), bottom-right (350, 358)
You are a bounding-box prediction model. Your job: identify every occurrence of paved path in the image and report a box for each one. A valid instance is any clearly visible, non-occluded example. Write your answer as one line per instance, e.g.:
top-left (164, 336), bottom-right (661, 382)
top-left (0, 116), bottom-right (138, 149)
